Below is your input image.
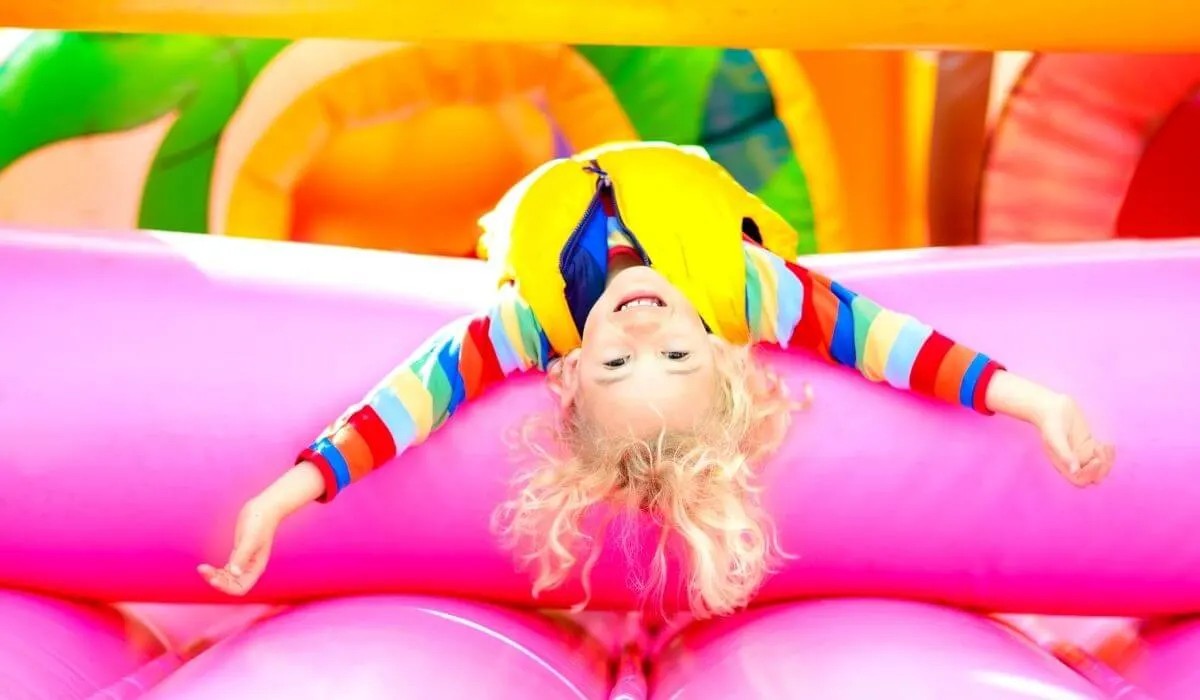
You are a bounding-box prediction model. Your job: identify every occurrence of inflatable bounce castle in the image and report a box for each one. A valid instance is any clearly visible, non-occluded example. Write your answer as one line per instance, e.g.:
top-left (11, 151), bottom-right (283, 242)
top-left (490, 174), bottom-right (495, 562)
top-left (2, 2), bottom-right (1200, 698)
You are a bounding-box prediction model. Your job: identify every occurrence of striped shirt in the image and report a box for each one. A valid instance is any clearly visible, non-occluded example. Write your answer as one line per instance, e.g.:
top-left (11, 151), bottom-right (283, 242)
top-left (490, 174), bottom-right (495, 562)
top-left (299, 240), bottom-right (1002, 502)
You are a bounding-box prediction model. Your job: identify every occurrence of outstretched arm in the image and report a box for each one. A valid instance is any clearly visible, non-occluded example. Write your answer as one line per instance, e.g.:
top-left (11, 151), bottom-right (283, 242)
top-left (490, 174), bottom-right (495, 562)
top-left (741, 239), bottom-right (1113, 485)
top-left (301, 282), bottom-right (552, 503)
top-left (200, 283), bottom-right (552, 594)
top-left (742, 240), bottom-right (1002, 413)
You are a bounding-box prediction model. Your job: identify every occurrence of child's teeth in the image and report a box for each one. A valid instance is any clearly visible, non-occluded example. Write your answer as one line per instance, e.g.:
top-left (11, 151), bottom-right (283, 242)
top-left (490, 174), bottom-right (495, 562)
top-left (619, 298), bottom-right (662, 311)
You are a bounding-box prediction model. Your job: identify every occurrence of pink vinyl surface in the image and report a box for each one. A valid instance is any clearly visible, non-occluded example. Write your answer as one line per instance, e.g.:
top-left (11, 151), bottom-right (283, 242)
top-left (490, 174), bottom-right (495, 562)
top-left (118, 603), bottom-right (277, 652)
top-left (0, 590), bottom-right (163, 699)
top-left (1123, 617), bottom-right (1200, 700)
top-left (652, 599), bottom-right (1106, 699)
top-left (141, 596), bottom-right (609, 700)
top-left (0, 227), bottom-right (1196, 614)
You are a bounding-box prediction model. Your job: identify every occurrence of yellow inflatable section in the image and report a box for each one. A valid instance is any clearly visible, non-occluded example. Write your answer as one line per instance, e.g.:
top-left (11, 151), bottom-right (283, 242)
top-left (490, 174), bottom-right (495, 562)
top-left (3, 0), bottom-right (1195, 50)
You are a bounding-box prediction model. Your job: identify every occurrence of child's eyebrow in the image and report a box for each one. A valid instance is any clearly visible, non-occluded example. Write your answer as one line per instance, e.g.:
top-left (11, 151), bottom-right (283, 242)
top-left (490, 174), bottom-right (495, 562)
top-left (593, 363), bottom-right (701, 386)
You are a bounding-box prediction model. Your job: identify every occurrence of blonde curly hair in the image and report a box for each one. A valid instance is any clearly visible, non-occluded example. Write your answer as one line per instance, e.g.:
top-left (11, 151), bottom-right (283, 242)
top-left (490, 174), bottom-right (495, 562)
top-left (493, 344), bottom-right (800, 618)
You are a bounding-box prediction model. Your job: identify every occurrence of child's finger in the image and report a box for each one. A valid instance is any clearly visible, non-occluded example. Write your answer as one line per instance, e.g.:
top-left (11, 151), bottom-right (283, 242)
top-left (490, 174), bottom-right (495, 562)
top-left (1044, 432), bottom-right (1079, 477)
top-left (197, 563), bottom-right (226, 585)
top-left (198, 565), bottom-right (242, 596)
top-left (1074, 446), bottom-right (1112, 485)
top-left (1077, 448), bottom-right (1114, 486)
top-left (1076, 460), bottom-right (1103, 486)
top-left (228, 540), bottom-right (260, 578)
top-left (199, 564), bottom-right (236, 592)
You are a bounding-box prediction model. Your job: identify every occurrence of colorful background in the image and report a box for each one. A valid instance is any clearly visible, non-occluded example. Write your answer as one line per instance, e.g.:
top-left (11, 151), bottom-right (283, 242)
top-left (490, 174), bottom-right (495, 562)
top-left (7, 31), bottom-right (1197, 259)
top-left (0, 31), bottom-right (850, 257)
top-left (0, 10), bottom-right (1198, 698)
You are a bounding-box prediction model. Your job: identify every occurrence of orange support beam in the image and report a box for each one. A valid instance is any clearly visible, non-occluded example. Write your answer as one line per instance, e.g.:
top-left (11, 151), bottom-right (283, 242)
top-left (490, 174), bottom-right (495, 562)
top-left (3, 0), bottom-right (1199, 51)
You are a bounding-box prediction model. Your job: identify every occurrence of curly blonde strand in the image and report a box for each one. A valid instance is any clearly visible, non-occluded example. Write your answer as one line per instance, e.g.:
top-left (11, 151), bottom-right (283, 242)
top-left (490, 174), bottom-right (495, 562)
top-left (493, 344), bottom-right (801, 618)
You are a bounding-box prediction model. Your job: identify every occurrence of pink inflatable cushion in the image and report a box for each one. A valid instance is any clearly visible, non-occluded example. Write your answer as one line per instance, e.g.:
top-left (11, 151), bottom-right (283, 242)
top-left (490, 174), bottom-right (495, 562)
top-left (2, 228), bottom-right (1198, 614)
top-left (142, 595), bottom-right (609, 699)
top-left (0, 589), bottom-right (164, 699)
top-left (1122, 617), bottom-right (1200, 699)
top-left (652, 599), bottom-right (1106, 699)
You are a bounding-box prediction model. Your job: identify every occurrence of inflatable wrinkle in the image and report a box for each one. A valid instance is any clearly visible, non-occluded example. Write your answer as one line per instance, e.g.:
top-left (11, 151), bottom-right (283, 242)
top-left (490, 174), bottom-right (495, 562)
top-left (1, 228), bottom-right (1197, 615)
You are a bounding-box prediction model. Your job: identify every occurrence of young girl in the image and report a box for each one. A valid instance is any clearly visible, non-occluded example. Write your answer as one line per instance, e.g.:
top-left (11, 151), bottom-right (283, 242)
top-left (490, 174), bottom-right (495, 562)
top-left (200, 142), bottom-right (1114, 616)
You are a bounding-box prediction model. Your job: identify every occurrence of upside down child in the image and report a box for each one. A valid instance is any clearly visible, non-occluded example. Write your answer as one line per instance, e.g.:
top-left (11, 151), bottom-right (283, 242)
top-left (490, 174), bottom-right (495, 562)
top-left (200, 142), bottom-right (1114, 617)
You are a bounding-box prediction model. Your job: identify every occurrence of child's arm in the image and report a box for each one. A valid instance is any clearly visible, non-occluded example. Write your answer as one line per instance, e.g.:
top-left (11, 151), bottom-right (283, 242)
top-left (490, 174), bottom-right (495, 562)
top-left (741, 240), bottom-right (1113, 484)
top-left (742, 240), bottom-right (1002, 413)
top-left (299, 282), bottom-right (552, 503)
top-left (200, 283), bottom-right (552, 594)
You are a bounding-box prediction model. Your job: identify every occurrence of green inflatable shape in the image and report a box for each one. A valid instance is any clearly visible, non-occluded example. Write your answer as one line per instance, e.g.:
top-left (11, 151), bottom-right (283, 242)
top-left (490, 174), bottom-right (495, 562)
top-left (576, 46), bottom-right (816, 254)
top-left (0, 32), bottom-right (219, 169)
top-left (0, 35), bottom-right (816, 248)
top-left (575, 45), bottom-right (721, 146)
top-left (758, 156), bottom-right (817, 255)
top-left (0, 32), bottom-right (287, 233)
top-left (703, 49), bottom-right (816, 254)
top-left (139, 38), bottom-right (287, 233)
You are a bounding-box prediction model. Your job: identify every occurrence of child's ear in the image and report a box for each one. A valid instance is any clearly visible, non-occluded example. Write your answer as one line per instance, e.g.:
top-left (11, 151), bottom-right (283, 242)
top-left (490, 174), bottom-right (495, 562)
top-left (707, 334), bottom-right (732, 355)
top-left (547, 350), bottom-right (581, 411)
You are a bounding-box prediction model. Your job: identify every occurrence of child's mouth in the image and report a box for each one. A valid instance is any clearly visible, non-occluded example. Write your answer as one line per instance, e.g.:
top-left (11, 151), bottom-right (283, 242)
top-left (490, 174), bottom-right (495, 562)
top-left (615, 295), bottom-right (666, 312)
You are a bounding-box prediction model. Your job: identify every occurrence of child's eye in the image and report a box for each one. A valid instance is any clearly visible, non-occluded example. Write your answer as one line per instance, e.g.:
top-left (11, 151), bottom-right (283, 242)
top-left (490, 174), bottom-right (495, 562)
top-left (663, 350), bottom-right (690, 361)
top-left (604, 356), bottom-right (629, 368)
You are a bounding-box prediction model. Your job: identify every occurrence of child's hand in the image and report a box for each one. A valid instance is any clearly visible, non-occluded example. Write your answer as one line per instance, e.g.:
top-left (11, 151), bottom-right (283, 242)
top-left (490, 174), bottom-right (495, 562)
top-left (198, 498), bottom-right (280, 596)
top-left (984, 372), bottom-right (1115, 487)
top-left (1034, 393), bottom-right (1115, 487)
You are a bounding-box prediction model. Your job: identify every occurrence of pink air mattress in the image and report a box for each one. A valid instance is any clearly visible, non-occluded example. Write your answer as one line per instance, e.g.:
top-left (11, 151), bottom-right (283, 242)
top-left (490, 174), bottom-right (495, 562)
top-left (139, 596), bottom-right (610, 699)
top-left (652, 599), bottom-right (1109, 699)
top-left (0, 227), bottom-right (1196, 615)
top-left (0, 589), bottom-right (164, 699)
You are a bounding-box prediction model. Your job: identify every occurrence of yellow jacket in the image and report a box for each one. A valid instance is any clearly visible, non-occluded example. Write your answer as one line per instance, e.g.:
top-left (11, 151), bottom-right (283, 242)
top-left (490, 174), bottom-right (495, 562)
top-left (478, 141), bottom-right (800, 355)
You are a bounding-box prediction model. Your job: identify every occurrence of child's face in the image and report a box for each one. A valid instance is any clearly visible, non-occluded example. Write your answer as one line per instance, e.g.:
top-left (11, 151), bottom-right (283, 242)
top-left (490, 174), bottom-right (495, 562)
top-left (553, 267), bottom-right (720, 436)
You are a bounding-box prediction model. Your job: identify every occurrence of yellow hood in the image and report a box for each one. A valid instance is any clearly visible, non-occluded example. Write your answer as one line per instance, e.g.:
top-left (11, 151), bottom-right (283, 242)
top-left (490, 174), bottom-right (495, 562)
top-left (478, 142), bottom-right (800, 354)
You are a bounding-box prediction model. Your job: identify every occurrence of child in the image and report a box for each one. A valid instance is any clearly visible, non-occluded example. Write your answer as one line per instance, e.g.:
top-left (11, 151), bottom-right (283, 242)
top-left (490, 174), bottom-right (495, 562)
top-left (200, 142), bottom-right (1114, 616)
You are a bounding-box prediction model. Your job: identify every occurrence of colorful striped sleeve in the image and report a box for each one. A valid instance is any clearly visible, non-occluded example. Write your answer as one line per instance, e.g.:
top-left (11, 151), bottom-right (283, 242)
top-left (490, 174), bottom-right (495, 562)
top-left (297, 283), bottom-right (552, 502)
top-left (742, 240), bottom-right (1005, 413)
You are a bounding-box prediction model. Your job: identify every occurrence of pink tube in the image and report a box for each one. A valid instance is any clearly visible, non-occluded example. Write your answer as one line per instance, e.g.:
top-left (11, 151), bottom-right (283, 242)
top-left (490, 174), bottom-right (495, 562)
top-left (89, 653), bottom-right (185, 700)
top-left (651, 600), bottom-right (1107, 699)
top-left (0, 589), bottom-right (164, 699)
top-left (609, 651), bottom-right (647, 700)
top-left (141, 596), bottom-right (609, 699)
top-left (2, 228), bottom-right (1199, 614)
top-left (1122, 617), bottom-right (1200, 699)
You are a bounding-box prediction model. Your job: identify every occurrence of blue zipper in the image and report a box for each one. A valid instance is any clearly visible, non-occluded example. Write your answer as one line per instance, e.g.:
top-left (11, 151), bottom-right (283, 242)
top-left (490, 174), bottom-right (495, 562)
top-left (559, 162), bottom-right (653, 272)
